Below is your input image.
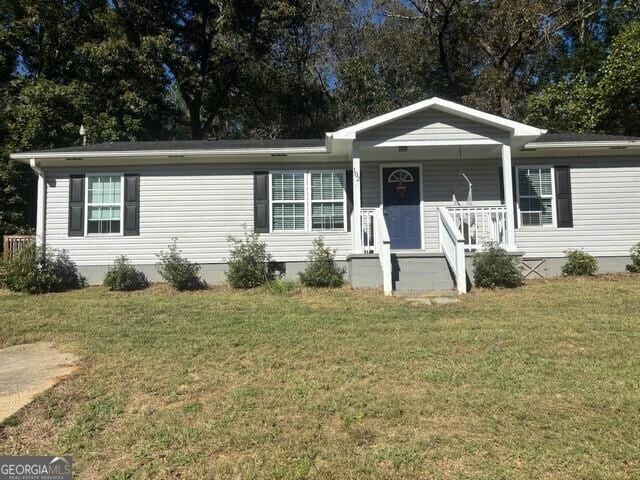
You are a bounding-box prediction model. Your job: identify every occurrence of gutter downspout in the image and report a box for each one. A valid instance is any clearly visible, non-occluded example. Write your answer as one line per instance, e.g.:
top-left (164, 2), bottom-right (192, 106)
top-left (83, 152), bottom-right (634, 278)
top-left (29, 159), bottom-right (46, 248)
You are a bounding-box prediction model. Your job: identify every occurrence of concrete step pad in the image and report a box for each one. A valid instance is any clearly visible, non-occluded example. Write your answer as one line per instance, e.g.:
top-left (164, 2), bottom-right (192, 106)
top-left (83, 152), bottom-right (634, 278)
top-left (394, 276), bottom-right (455, 291)
top-left (401, 295), bottom-right (461, 306)
top-left (394, 289), bottom-right (457, 298)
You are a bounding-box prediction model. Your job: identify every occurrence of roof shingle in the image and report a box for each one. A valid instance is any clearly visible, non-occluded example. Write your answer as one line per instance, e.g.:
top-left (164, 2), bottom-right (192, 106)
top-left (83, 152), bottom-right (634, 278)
top-left (535, 133), bottom-right (640, 143)
top-left (14, 132), bottom-right (640, 156)
top-left (25, 138), bottom-right (326, 154)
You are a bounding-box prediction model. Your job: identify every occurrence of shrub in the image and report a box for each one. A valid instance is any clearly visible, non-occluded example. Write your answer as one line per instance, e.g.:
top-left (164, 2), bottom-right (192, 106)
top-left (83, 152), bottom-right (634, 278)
top-left (473, 242), bottom-right (523, 289)
top-left (265, 278), bottom-right (297, 294)
top-left (103, 256), bottom-right (149, 291)
top-left (0, 243), bottom-right (85, 294)
top-left (226, 232), bottom-right (273, 289)
top-left (156, 239), bottom-right (206, 291)
top-left (627, 243), bottom-right (640, 273)
top-left (562, 250), bottom-right (598, 276)
top-left (299, 238), bottom-right (345, 288)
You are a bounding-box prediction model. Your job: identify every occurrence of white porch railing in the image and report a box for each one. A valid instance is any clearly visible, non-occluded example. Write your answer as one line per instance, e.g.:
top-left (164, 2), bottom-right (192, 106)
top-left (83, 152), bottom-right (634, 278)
top-left (448, 206), bottom-right (508, 250)
top-left (361, 208), bottom-right (376, 254)
top-left (360, 207), bottom-right (392, 295)
top-left (438, 207), bottom-right (467, 294)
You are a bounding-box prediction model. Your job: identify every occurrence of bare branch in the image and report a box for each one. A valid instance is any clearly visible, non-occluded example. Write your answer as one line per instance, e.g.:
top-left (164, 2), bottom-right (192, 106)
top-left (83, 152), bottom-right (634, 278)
top-left (380, 10), bottom-right (423, 21)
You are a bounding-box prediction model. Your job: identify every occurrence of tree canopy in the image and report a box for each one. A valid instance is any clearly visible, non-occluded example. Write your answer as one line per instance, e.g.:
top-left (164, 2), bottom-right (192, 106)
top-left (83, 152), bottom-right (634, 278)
top-left (1, 0), bottom-right (639, 235)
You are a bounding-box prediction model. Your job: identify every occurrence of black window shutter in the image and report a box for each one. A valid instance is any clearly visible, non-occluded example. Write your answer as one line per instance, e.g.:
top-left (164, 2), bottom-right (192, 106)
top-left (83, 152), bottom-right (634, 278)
top-left (254, 172), bottom-right (269, 233)
top-left (555, 166), bottom-right (573, 228)
top-left (498, 167), bottom-right (518, 228)
top-left (345, 169), bottom-right (353, 232)
top-left (68, 175), bottom-right (85, 236)
top-left (123, 174), bottom-right (140, 236)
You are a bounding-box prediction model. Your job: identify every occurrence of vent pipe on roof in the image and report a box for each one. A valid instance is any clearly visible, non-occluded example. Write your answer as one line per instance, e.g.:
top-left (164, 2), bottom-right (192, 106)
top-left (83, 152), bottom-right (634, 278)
top-left (79, 125), bottom-right (87, 146)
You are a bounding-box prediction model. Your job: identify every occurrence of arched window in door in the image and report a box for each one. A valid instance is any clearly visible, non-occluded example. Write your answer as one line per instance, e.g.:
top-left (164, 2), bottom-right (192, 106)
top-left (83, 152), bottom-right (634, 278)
top-left (387, 169), bottom-right (414, 184)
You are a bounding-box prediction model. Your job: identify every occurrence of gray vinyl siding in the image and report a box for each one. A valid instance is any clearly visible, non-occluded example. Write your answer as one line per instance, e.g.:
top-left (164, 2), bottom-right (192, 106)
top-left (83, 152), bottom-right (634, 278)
top-left (361, 155), bottom-right (640, 257)
top-left (43, 163), bottom-right (351, 266)
top-left (358, 109), bottom-right (508, 143)
top-left (42, 154), bottom-right (640, 265)
top-left (513, 156), bottom-right (640, 257)
top-left (361, 158), bottom-right (503, 251)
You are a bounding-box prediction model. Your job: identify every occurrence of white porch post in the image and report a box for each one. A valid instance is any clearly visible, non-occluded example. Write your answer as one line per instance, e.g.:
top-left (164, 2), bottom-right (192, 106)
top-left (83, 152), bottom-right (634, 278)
top-left (30, 158), bottom-right (46, 248)
top-left (501, 143), bottom-right (517, 250)
top-left (351, 142), bottom-right (362, 253)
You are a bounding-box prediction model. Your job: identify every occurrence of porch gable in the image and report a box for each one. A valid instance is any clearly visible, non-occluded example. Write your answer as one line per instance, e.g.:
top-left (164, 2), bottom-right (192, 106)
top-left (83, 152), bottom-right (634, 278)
top-left (357, 108), bottom-right (508, 145)
top-left (330, 97), bottom-right (546, 149)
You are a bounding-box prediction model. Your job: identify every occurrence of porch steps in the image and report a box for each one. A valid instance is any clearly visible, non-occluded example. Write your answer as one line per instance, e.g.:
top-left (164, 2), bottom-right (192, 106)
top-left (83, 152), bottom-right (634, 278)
top-left (348, 252), bottom-right (459, 293)
top-left (394, 289), bottom-right (458, 298)
top-left (392, 254), bottom-right (456, 292)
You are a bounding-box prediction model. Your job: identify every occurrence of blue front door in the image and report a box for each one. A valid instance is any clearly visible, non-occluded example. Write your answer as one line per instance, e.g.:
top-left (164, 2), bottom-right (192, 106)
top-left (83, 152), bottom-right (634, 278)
top-left (383, 167), bottom-right (421, 249)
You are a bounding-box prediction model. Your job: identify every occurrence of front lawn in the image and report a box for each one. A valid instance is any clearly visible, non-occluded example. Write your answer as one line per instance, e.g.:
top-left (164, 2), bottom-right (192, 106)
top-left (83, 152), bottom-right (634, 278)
top-left (1, 277), bottom-right (639, 479)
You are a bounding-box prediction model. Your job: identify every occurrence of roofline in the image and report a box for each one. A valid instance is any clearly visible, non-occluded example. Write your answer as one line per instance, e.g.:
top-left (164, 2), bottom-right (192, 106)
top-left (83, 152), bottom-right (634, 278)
top-left (10, 145), bottom-right (330, 162)
top-left (330, 97), bottom-right (547, 139)
top-left (523, 140), bottom-right (640, 150)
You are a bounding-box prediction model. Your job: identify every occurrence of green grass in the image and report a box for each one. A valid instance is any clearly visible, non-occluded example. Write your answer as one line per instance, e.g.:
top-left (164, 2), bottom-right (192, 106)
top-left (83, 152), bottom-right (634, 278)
top-left (1, 277), bottom-right (639, 479)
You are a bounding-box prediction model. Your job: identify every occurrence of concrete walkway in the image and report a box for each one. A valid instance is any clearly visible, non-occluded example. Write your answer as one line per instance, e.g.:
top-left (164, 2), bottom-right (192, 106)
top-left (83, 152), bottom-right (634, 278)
top-left (0, 342), bottom-right (79, 422)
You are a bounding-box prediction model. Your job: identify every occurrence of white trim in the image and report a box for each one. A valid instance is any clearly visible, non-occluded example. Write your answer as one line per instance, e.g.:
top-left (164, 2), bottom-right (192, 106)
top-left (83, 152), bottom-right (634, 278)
top-left (360, 139), bottom-right (503, 148)
top-left (30, 159), bottom-right (46, 247)
top-left (501, 143), bottom-right (517, 250)
top-left (515, 166), bottom-right (557, 228)
top-left (379, 163), bottom-right (425, 250)
top-left (524, 140), bottom-right (640, 150)
top-left (268, 169), bottom-right (348, 234)
top-left (11, 146), bottom-right (329, 161)
top-left (84, 173), bottom-right (125, 236)
top-left (331, 97), bottom-right (546, 140)
top-left (351, 145), bottom-right (362, 253)
top-left (308, 170), bottom-right (348, 233)
top-left (269, 171), bottom-right (307, 233)
top-left (387, 168), bottom-right (414, 183)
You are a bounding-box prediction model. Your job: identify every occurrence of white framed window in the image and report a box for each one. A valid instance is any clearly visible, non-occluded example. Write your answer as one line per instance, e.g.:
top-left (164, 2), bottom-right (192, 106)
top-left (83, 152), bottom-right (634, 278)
top-left (310, 171), bottom-right (345, 230)
top-left (271, 172), bottom-right (306, 231)
top-left (86, 174), bottom-right (123, 234)
top-left (516, 166), bottom-right (555, 227)
top-left (269, 170), bottom-right (347, 232)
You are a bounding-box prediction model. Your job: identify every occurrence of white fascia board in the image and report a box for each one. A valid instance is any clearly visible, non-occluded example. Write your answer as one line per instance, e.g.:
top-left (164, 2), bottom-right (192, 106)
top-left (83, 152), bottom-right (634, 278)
top-left (10, 146), bottom-right (329, 162)
top-left (329, 97), bottom-right (546, 139)
top-left (524, 140), bottom-right (640, 150)
top-left (360, 138), bottom-right (503, 148)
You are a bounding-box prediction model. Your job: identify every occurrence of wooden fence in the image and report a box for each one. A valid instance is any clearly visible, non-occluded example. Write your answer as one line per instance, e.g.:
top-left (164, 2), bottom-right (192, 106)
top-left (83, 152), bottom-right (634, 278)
top-left (2, 235), bottom-right (35, 259)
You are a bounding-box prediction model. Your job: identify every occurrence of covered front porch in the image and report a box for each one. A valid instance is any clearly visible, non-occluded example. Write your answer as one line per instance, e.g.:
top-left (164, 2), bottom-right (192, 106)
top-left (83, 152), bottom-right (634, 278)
top-left (329, 98), bottom-right (544, 295)
top-left (350, 143), bottom-right (517, 295)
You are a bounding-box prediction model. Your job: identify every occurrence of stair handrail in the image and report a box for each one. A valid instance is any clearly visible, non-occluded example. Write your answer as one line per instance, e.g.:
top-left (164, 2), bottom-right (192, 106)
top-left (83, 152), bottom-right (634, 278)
top-left (373, 207), bottom-right (392, 295)
top-left (438, 207), bottom-right (467, 294)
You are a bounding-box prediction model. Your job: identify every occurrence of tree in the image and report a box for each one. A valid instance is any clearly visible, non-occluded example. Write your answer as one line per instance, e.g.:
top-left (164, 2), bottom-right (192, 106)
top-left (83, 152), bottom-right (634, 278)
top-left (376, 0), bottom-right (478, 101)
top-left (596, 19), bottom-right (640, 136)
top-left (526, 19), bottom-right (640, 136)
top-left (525, 74), bottom-right (602, 133)
top-left (73, 7), bottom-right (175, 142)
top-left (375, 0), bottom-right (608, 118)
top-left (112, 0), bottom-right (303, 140)
top-left (1, 0), bottom-right (640, 238)
top-left (233, 0), bottom-right (335, 138)
top-left (0, 0), bottom-right (174, 237)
